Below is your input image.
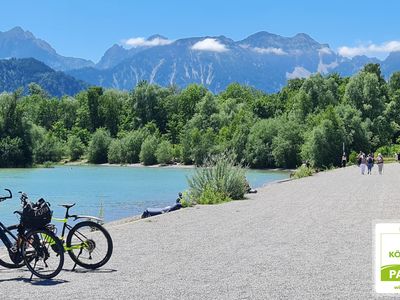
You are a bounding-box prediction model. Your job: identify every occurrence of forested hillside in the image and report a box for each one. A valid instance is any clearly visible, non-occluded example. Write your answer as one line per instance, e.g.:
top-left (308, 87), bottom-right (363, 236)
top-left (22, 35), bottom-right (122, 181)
top-left (0, 58), bottom-right (88, 96)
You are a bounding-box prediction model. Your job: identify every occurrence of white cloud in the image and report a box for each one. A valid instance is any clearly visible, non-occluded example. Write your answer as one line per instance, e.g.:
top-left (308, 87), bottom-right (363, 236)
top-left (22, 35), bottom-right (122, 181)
top-left (191, 38), bottom-right (228, 53)
top-left (318, 47), bottom-right (332, 55)
top-left (124, 37), bottom-right (173, 48)
top-left (318, 60), bottom-right (338, 74)
top-left (286, 67), bottom-right (312, 80)
top-left (290, 49), bottom-right (303, 56)
top-left (252, 47), bottom-right (287, 55)
top-left (338, 41), bottom-right (400, 58)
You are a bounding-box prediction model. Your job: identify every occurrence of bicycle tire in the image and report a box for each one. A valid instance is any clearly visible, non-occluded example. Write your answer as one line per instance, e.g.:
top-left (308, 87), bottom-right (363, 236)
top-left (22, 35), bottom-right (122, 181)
top-left (0, 225), bottom-right (25, 269)
top-left (66, 221), bottom-right (113, 269)
top-left (21, 228), bottom-right (64, 279)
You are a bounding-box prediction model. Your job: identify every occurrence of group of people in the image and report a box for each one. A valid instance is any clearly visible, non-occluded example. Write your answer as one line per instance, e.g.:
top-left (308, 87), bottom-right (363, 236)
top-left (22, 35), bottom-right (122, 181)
top-left (356, 151), bottom-right (384, 175)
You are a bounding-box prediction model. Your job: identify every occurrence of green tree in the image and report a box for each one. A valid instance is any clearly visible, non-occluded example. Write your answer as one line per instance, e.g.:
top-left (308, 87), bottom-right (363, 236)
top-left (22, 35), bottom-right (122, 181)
top-left (58, 96), bottom-right (79, 130)
top-left (99, 90), bottom-right (125, 137)
top-left (271, 117), bottom-right (303, 168)
top-left (139, 135), bottom-right (159, 165)
top-left (301, 107), bottom-right (346, 168)
top-left (178, 84), bottom-right (208, 122)
top-left (107, 139), bottom-right (124, 164)
top-left (87, 128), bottom-right (111, 163)
top-left (0, 137), bottom-right (24, 167)
top-left (245, 118), bottom-right (280, 168)
top-left (67, 135), bottom-right (85, 161)
top-left (0, 92), bottom-right (32, 166)
top-left (344, 71), bottom-right (386, 120)
top-left (32, 127), bottom-right (64, 164)
top-left (156, 140), bottom-right (174, 164)
top-left (121, 129), bottom-right (148, 163)
top-left (389, 72), bottom-right (400, 93)
top-left (132, 82), bottom-right (169, 131)
top-left (87, 86), bottom-right (103, 132)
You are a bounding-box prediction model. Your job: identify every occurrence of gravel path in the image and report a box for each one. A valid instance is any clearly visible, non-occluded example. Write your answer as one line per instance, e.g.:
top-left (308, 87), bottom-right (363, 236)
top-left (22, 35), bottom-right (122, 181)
top-left (1, 163), bottom-right (399, 299)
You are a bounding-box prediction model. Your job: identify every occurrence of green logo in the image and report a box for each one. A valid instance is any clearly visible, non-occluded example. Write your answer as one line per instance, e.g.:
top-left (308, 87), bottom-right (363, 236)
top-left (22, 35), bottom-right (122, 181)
top-left (381, 265), bottom-right (400, 281)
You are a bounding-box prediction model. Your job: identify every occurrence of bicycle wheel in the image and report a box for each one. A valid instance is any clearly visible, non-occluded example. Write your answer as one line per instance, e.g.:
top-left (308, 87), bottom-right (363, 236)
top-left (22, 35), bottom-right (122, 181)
top-left (66, 221), bottom-right (113, 269)
top-left (21, 228), bottom-right (64, 279)
top-left (0, 225), bottom-right (24, 269)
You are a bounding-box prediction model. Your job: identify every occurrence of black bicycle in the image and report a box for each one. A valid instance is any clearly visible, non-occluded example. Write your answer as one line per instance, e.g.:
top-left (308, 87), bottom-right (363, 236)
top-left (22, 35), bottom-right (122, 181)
top-left (0, 190), bottom-right (64, 279)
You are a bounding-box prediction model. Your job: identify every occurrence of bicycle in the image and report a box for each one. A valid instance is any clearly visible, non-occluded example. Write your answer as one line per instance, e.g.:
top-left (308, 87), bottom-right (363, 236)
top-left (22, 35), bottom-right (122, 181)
top-left (50, 202), bottom-right (113, 270)
top-left (0, 189), bottom-right (64, 280)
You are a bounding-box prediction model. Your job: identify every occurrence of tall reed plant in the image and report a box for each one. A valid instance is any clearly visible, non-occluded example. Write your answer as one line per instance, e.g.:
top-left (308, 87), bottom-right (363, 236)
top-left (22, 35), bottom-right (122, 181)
top-left (187, 153), bottom-right (247, 204)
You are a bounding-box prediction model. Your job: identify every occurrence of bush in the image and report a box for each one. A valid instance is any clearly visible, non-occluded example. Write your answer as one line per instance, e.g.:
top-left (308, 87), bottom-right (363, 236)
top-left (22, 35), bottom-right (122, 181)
top-left (108, 139), bottom-right (124, 164)
top-left (172, 144), bottom-right (182, 163)
top-left (301, 110), bottom-right (346, 168)
top-left (292, 165), bottom-right (313, 179)
top-left (348, 151), bottom-right (358, 165)
top-left (67, 135), bottom-right (85, 161)
top-left (187, 153), bottom-right (247, 205)
top-left (122, 130), bottom-right (147, 163)
top-left (0, 136), bottom-right (24, 167)
top-left (156, 140), bottom-right (174, 164)
top-left (32, 130), bottom-right (64, 164)
top-left (197, 185), bottom-right (231, 204)
top-left (139, 135), bottom-right (159, 165)
top-left (87, 128), bottom-right (111, 163)
top-left (245, 118), bottom-right (279, 168)
top-left (375, 144), bottom-right (400, 157)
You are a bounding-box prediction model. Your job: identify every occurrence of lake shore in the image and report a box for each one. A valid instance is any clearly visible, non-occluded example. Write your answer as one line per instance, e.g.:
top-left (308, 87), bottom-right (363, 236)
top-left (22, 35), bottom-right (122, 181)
top-left (0, 163), bottom-right (395, 298)
top-left (63, 160), bottom-right (294, 173)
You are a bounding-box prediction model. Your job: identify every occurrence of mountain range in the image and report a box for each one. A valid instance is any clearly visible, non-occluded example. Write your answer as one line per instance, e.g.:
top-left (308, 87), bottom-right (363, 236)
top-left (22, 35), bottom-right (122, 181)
top-left (1, 26), bottom-right (400, 95)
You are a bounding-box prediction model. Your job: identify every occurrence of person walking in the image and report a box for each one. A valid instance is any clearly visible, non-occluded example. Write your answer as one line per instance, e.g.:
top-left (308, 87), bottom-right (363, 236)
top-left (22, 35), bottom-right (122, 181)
top-left (377, 153), bottom-right (384, 175)
top-left (360, 153), bottom-right (367, 175)
top-left (357, 151), bottom-right (363, 166)
top-left (341, 152), bottom-right (347, 167)
top-left (367, 153), bottom-right (374, 175)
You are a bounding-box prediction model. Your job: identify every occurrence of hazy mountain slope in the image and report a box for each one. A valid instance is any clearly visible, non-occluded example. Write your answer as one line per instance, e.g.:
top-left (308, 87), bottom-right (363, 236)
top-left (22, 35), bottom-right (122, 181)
top-left (0, 27), bottom-right (94, 71)
top-left (0, 58), bottom-right (88, 96)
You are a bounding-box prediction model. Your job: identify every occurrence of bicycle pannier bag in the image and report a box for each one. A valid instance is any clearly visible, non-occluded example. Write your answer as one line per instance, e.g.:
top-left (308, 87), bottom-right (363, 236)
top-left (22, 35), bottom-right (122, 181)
top-left (21, 198), bottom-right (52, 229)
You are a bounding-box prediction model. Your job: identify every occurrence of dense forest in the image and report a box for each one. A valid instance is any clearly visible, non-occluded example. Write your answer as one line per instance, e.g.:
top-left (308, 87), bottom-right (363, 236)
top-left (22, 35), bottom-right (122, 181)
top-left (0, 63), bottom-right (399, 169)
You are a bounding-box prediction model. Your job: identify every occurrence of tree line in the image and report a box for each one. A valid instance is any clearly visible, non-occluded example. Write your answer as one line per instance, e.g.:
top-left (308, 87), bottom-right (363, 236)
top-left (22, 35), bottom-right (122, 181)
top-left (1, 63), bottom-right (399, 169)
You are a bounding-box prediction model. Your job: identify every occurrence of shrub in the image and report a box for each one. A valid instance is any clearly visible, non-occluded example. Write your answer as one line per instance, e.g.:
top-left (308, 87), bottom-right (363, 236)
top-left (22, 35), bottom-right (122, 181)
top-left (0, 136), bottom-right (24, 167)
top-left (197, 185), bottom-right (231, 204)
top-left (172, 144), bottom-right (182, 163)
top-left (87, 128), bottom-right (111, 163)
top-left (123, 130), bottom-right (147, 163)
top-left (292, 165), bottom-right (313, 179)
top-left (108, 139), bottom-right (124, 164)
top-left (245, 118), bottom-right (279, 168)
top-left (139, 135), bottom-right (159, 165)
top-left (156, 140), bottom-right (174, 164)
top-left (67, 135), bottom-right (85, 161)
top-left (33, 130), bottom-right (64, 164)
top-left (187, 153), bottom-right (247, 205)
top-left (375, 144), bottom-right (400, 157)
top-left (348, 151), bottom-right (358, 165)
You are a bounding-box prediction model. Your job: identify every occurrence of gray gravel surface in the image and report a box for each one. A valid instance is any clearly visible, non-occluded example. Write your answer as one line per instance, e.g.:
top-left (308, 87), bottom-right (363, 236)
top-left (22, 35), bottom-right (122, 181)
top-left (1, 164), bottom-right (399, 299)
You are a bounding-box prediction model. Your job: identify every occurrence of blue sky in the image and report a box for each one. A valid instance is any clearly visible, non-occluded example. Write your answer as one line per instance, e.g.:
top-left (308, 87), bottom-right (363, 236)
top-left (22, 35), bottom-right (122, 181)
top-left (1, 0), bottom-right (399, 62)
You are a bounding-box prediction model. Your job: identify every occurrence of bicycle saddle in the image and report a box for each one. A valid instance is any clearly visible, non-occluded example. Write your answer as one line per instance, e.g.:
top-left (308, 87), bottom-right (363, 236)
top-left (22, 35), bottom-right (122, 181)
top-left (60, 203), bottom-right (76, 209)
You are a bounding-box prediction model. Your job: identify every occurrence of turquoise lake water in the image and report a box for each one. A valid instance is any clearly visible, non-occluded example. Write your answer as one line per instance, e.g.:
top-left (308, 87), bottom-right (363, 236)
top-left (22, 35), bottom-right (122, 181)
top-left (0, 166), bottom-right (289, 225)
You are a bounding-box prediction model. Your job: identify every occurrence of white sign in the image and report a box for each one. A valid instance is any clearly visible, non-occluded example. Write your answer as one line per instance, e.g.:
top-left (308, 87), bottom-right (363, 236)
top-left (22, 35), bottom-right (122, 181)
top-left (375, 223), bottom-right (400, 293)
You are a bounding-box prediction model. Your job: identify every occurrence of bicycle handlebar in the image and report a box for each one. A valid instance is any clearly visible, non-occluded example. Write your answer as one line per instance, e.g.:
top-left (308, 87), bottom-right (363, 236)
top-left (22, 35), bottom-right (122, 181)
top-left (0, 189), bottom-right (12, 202)
top-left (18, 191), bottom-right (28, 206)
